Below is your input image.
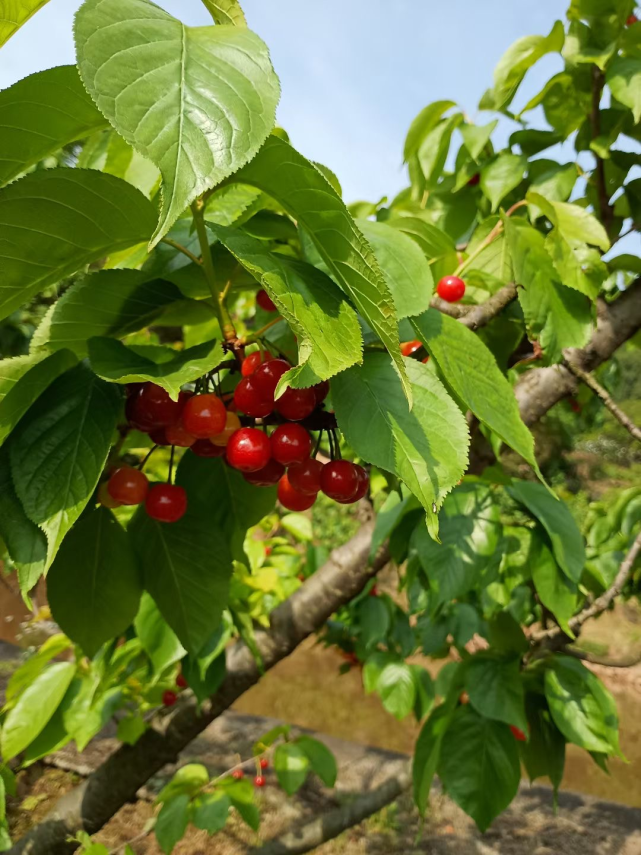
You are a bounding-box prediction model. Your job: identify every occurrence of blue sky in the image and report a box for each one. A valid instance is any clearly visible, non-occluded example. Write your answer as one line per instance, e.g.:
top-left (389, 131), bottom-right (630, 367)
top-left (1, 0), bottom-right (571, 202)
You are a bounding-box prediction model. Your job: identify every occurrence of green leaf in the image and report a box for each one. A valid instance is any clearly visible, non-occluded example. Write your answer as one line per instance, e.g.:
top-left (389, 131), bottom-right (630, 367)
top-left (158, 764), bottom-right (210, 803)
top-left (0, 169), bottom-right (156, 322)
top-left (191, 791), bottom-right (231, 834)
top-left (0, 66), bottom-right (107, 187)
top-left (438, 705), bottom-right (520, 832)
top-left (460, 120), bottom-right (498, 161)
top-left (607, 57), bottom-right (641, 123)
top-left (75, 0), bottom-right (280, 248)
top-left (545, 232), bottom-right (607, 300)
top-left (377, 661), bottom-right (416, 720)
top-left (563, 21), bottom-right (616, 70)
top-left (48, 508), bottom-right (142, 657)
top-left (403, 101), bottom-right (456, 161)
top-left (357, 219), bottom-right (433, 319)
top-left (117, 714), bottom-right (147, 746)
top-left (507, 480), bottom-right (585, 583)
top-left (480, 20), bottom-right (565, 110)
top-left (466, 656), bottom-right (527, 732)
top-left (201, 0), bottom-right (246, 26)
top-left (521, 696), bottom-right (565, 792)
top-left (369, 490), bottom-right (420, 563)
top-left (417, 114), bottom-right (463, 187)
top-left (218, 778), bottom-right (260, 830)
top-left (1, 662), bottom-right (76, 760)
top-left (274, 742), bottom-right (311, 795)
top-left (530, 534), bottom-right (578, 637)
top-left (528, 161), bottom-right (577, 208)
top-left (155, 794), bottom-right (190, 855)
top-left (527, 192), bottom-right (610, 251)
top-left (130, 507), bottom-right (233, 655)
top-left (480, 154), bottom-right (527, 212)
top-left (212, 227), bottom-right (362, 390)
top-left (9, 363), bottom-right (121, 570)
top-left (4, 634), bottom-right (71, 707)
top-left (232, 136), bottom-right (410, 404)
top-left (0, 766), bottom-right (16, 799)
top-left (88, 337), bottom-right (224, 400)
top-left (0, 350), bottom-right (78, 447)
top-left (413, 698), bottom-right (457, 815)
top-left (544, 656), bottom-right (621, 756)
top-left (296, 736), bottom-right (338, 788)
top-left (34, 271), bottom-right (184, 358)
top-left (134, 593), bottom-right (186, 674)
top-left (411, 665), bottom-right (436, 720)
top-left (357, 597), bottom-right (390, 648)
top-left (332, 354), bottom-right (468, 537)
top-left (0, 0), bottom-right (51, 46)
top-left (280, 513), bottom-right (312, 542)
top-left (411, 309), bottom-right (541, 478)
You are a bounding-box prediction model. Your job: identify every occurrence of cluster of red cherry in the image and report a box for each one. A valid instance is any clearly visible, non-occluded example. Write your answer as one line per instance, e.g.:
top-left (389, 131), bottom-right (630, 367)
top-left (399, 275), bottom-right (466, 359)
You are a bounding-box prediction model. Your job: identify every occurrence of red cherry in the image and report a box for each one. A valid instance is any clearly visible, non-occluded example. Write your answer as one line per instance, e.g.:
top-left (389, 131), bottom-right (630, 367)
top-left (312, 380), bottom-right (330, 404)
top-left (181, 394), bottom-right (226, 439)
top-left (108, 467), bottom-right (149, 505)
top-left (191, 439), bottom-right (226, 458)
top-left (125, 389), bottom-right (156, 432)
top-left (98, 481), bottom-right (121, 509)
top-left (287, 458), bottom-right (324, 495)
top-left (165, 422), bottom-right (196, 448)
top-left (264, 545), bottom-right (273, 556)
top-left (271, 423), bottom-right (312, 465)
top-left (467, 173), bottom-right (480, 187)
top-left (275, 387), bottom-right (316, 421)
top-left (256, 289), bottom-right (277, 312)
top-left (227, 427), bottom-right (272, 472)
top-left (232, 769), bottom-right (244, 780)
top-left (176, 673), bottom-right (188, 689)
top-left (252, 359), bottom-right (290, 400)
top-left (436, 275), bottom-right (466, 303)
top-left (243, 458), bottom-right (286, 486)
top-left (210, 411), bottom-right (242, 447)
top-left (259, 758), bottom-right (269, 770)
top-left (336, 465), bottom-right (369, 504)
top-left (126, 382), bottom-right (145, 398)
top-left (148, 427), bottom-right (170, 446)
top-left (253, 775), bottom-right (266, 788)
top-left (242, 350), bottom-right (273, 377)
top-left (400, 340), bottom-right (422, 357)
top-left (162, 690), bottom-right (178, 707)
top-left (569, 399), bottom-right (582, 414)
top-left (234, 377), bottom-right (273, 418)
top-left (510, 725), bottom-right (527, 742)
top-left (370, 585), bottom-right (379, 597)
top-left (136, 384), bottom-right (182, 428)
top-left (145, 484), bottom-right (187, 523)
top-left (627, 12), bottom-right (638, 24)
top-left (320, 460), bottom-right (360, 502)
top-left (278, 473), bottom-right (317, 511)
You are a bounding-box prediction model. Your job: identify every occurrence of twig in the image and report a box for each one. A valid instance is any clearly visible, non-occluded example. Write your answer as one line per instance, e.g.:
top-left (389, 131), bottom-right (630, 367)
top-left (459, 283), bottom-right (518, 331)
top-left (590, 66), bottom-right (614, 237)
top-left (564, 648), bottom-right (641, 668)
top-left (564, 357), bottom-right (641, 444)
top-left (430, 295), bottom-right (469, 318)
top-left (160, 238), bottom-right (202, 267)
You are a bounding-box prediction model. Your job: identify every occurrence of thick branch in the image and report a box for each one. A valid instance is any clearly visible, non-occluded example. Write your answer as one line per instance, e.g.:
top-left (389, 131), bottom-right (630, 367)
top-left (563, 357), bottom-right (641, 444)
top-left (459, 283), bottom-right (518, 331)
top-left (564, 648), bottom-right (641, 668)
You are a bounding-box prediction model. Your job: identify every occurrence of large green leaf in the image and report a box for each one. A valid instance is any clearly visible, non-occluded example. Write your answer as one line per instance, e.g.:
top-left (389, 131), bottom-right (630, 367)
top-left (505, 218), bottom-right (592, 363)
top-left (48, 508), bottom-right (142, 657)
top-left (527, 192), bottom-right (609, 252)
top-left (403, 101), bottom-right (456, 162)
top-left (460, 120), bottom-right (498, 161)
top-left (0, 169), bottom-right (156, 321)
top-left (0, 0), bottom-right (51, 46)
top-left (32, 271), bottom-right (185, 358)
top-left (274, 743), bottom-right (310, 796)
top-left (88, 338), bottom-right (224, 401)
top-left (413, 700), bottom-right (456, 815)
top-left (9, 363), bottom-right (121, 570)
top-left (437, 705), bottom-right (520, 832)
top-left (296, 736), bottom-right (338, 788)
top-left (377, 661), bottom-right (416, 720)
top-left (357, 219), bottom-right (433, 319)
top-left (545, 232), bottom-right (607, 300)
top-left (0, 66), bottom-right (107, 187)
top-left (507, 480), bottom-right (585, 583)
top-left (0, 662), bottom-right (76, 760)
top-left (212, 227), bottom-right (362, 389)
top-left (521, 695), bottom-right (565, 792)
top-left (607, 57), bottom-right (641, 123)
top-left (544, 656), bottom-right (621, 756)
top-left (480, 153), bottom-right (527, 212)
top-left (134, 593), bottom-right (186, 674)
top-left (466, 655), bottom-right (527, 732)
top-left (411, 309), bottom-right (540, 477)
top-left (75, 0), bottom-right (280, 248)
top-left (231, 136), bottom-right (410, 403)
top-left (530, 534), bottom-right (578, 636)
top-left (332, 354), bottom-right (468, 537)
top-left (155, 794), bottom-right (190, 855)
top-left (202, 0), bottom-right (247, 26)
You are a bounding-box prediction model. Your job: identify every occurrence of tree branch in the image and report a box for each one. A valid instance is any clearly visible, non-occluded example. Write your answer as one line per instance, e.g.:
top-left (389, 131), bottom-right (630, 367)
top-left (563, 648), bottom-right (641, 668)
top-left (563, 356), bottom-right (641, 444)
top-left (590, 65), bottom-right (614, 237)
top-left (459, 283), bottom-right (518, 331)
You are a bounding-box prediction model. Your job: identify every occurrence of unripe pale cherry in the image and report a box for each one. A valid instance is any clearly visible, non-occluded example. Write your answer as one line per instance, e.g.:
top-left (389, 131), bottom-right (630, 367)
top-left (210, 411), bottom-right (242, 447)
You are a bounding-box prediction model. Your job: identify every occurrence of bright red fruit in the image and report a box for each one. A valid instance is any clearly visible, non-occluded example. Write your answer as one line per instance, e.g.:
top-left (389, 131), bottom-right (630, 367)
top-left (510, 725), bottom-right (527, 742)
top-left (98, 481), bottom-right (121, 509)
top-left (253, 775), bottom-right (266, 788)
top-left (176, 673), bottom-right (188, 689)
top-left (275, 387), bottom-right (316, 421)
top-left (232, 769), bottom-right (244, 780)
top-left (337, 465), bottom-right (369, 504)
top-left (627, 12), bottom-right (638, 24)
top-left (436, 275), bottom-right (466, 303)
top-left (145, 484), bottom-right (187, 523)
top-left (165, 422), bottom-right (196, 448)
top-left (312, 380), bottom-right (330, 404)
top-left (136, 384), bottom-right (182, 428)
top-left (191, 439), bottom-right (226, 458)
top-left (320, 460), bottom-right (360, 502)
top-left (256, 289), bottom-right (277, 312)
top-left (234, 377), bottom-right (273, 418)
top-left (271, 423), bottom-right (312, 465)
top-left (467, 173), bottom-right (480, 186)
top-left (162, 690), bottom-right (178, 707)
top-left (242, 350), bottom-right (273, 377)
top-left (252, 359), bottom-right (290, 400)
top-left (400, 340), bottom-right (422, 357)
top-left (259, 758), bottom-right (269, 770)
top-left (181, 394), bottom-right (226, 439)
top-left (370, 585), bottom-right (379, 597)
top-left (125, 389), bottom-right (156, 432)
top-left (287, 458), bottom-right (324, 495)
top-left (108, 467), bottom-right (149, 505)
top-left (227, 427), bottom-right (272, 472)
top-left (243, 458), bottom-right (286, 486)
top-left (278, 473), bottom-right (317, 511)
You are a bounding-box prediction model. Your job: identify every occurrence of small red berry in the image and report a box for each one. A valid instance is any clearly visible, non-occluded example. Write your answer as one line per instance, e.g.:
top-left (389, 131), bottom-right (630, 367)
top-left (242, 350), bottom-right (273, 377)
top-left (227, 427), bottom-right (272, 472)
top-left (400, 340), bottom-right (422, 357)
top-left (275, 387), bottom-right (317, 421)
top-left (232, 769), bottom-right (244, 780)
top-left (312, 380), bottom-right (330, 404)
top-left (253, 774), bottom-right (266, 788)
top-left (264, 545), bottom-right (273, 556)
top-left (243, 458), bottom-right (286, 486)
top-left (259, 758), bottom-right (269, 770)
top-left (510, 725), bottom-right (527, 742)
top-left (165, 422), bottom-right (196, 448)
top-left (176, 673), bottom-right (188, 689)
top-left (320, 460), bottom-right (360, 502)
top-left (252, 359), bottom-right (290, 400)
top-left (181, 394), bottom-right (227, 439)
top-left (125, 388), bottom-right (156, 432)
top-left (467, 173), bottom-right (480, 187)
top-left (162, 690), bottom-right (178, 707)
top-left (234, 376), bottom-right (273, 418)
top-left (191, 439), bottom-right (226, 458)
top-left (569, 399), bottom-right (582, 414)
top-left (278, 473), bottom-right (317, 511)
top-left (287, 458), bottom-right (324, 495)
top-left (98, 481), bottom-right (121, 509)
top-left (271, 423), bottom-right (312, 465)
top-left (148, 427), bottom-right (170, 446)
top-left (108, 467), bottom-right (149, 505)
top-left (297, 573), bottom-right (305, 582)
top-left (436, 275), bottom-right (466, 303)
top-left (145, 484), bottom-right (187, 523)
top-left (256, 289), bottom-right (277, 312)
top-left (336, 465), bottom-right (369, 504)
top-left (136, 384), bottom-right (182, 428)
top-left (627, 12), bottom-right (638, 24)
top-left (210, 411), bottom-right (242, 447)
top-left (369, 585), bottom-right (379, 597)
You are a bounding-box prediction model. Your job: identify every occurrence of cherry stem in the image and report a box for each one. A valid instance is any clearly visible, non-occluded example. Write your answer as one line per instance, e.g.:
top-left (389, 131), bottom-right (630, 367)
top-left (312, 429), bottom-right (323, 458)
top-left (454, 199), bottom-right (527, 277)
top-left (332, 429), bottom-right (342, 460)
top-left (168, 445), bottom-right (176, 484)
top-left (160, 238), bottom-right (202, 267)
top-left (138, 445), bottom-right (158, 471)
